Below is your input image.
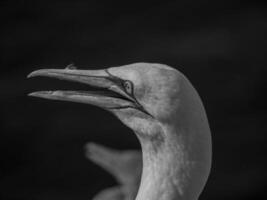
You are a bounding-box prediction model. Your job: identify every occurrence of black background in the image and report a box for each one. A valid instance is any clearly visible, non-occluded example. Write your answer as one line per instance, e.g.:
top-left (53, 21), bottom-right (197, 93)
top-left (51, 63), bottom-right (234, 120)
top-left (1, 1), bottom-right (267, 199)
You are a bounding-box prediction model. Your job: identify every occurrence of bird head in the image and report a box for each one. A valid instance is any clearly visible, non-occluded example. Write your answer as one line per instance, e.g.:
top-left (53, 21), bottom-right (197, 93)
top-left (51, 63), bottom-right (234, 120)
top-left (28, 63), bottom-right (199, 138)
top-left (28, 63), bottom-right (212, 200)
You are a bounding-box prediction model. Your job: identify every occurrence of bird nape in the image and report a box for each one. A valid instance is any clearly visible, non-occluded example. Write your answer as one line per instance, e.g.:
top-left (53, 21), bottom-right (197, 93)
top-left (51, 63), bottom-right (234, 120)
top-left (28, 63), bottom-right (212, 200)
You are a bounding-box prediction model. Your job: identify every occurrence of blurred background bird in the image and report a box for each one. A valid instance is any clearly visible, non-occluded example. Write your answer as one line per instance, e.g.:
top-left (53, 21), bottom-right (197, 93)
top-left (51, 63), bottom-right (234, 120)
top-left (85, 143), bottom-right (141, 200)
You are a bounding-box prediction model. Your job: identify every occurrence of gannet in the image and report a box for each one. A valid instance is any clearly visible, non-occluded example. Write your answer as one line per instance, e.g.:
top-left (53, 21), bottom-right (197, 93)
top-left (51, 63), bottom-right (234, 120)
top-left (28, 63), bottom-right (212, 200)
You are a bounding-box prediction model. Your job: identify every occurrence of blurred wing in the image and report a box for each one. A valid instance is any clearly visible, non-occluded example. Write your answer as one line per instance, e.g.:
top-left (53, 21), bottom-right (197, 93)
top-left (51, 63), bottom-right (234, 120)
top-left (85, 142), bottom-right (142, 200)
top-left (85, 142), bottom-right (142, 184)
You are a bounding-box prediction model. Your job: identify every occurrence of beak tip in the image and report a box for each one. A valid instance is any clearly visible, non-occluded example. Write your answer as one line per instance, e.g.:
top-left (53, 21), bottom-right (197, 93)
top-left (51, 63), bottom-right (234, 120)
top-left (27, 68), bottom-right (51, 78)
top-left (27, 71), bottom-right (38, 78)
top-left (27, 73), bottom-right (33, 78)
top-left (28, 92), bottom-right (38, 97)
top-left (28, 91), bottom-right (50, 98)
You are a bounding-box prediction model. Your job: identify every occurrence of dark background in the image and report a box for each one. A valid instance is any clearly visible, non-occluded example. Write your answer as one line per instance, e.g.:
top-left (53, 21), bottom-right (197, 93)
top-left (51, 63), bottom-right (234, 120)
top-left (1, 0), bottom-right (267, 199)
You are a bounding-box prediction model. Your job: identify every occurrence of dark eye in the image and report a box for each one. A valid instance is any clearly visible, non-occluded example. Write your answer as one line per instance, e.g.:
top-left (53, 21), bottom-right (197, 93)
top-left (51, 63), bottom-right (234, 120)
top-left (123, 80), bottom-right (133, 94)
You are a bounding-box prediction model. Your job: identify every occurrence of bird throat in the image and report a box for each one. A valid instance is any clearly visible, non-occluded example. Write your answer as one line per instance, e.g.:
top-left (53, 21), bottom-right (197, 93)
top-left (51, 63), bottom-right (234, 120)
top-left (135, 125), bottom-right (204, 200)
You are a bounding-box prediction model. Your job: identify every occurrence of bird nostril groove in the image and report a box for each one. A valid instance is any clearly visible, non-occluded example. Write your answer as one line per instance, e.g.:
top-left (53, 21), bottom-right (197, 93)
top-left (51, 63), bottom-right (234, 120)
top-left (65, 63), bottom-right (77, 70)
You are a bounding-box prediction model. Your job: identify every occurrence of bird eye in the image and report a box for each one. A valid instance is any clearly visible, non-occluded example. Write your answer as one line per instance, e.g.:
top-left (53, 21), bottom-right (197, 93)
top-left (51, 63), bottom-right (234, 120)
top-left (123, 80), bottom-right (133, 94)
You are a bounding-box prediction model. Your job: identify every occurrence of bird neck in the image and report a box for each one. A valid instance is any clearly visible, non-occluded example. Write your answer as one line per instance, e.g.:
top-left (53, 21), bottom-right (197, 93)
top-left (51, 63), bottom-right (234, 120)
top-left (135, 123), bottom-right (211, 200)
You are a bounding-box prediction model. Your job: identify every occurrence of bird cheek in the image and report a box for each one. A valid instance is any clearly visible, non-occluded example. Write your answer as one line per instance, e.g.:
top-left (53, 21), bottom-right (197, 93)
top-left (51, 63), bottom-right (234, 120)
top-left (156, 99), bottom-right (180, 122)
top-left (112, 108), bottom-right (159, 137)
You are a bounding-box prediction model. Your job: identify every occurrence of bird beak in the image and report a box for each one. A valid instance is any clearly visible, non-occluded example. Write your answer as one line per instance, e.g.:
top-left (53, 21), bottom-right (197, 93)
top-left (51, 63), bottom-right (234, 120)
top-left (27, 67), bottom-right (136, 110)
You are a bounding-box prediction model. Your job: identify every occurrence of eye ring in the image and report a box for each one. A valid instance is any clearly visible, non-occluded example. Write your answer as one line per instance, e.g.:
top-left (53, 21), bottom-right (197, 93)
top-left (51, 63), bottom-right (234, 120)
top-left (123, 80), bottom-right (133, 94)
